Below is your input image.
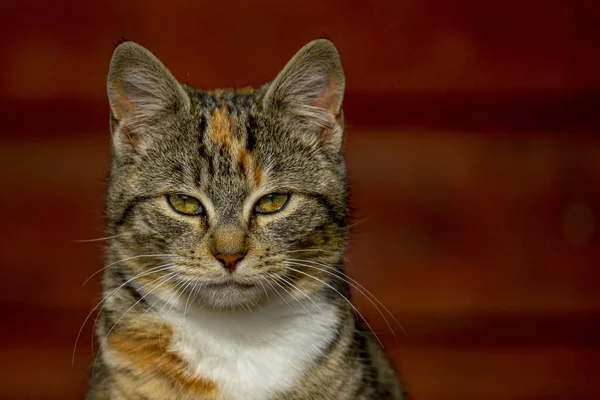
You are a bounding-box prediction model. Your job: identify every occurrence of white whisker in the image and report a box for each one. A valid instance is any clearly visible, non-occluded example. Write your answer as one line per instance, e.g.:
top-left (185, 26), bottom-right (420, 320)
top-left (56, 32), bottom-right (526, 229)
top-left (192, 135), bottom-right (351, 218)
top-left (183, 279), bottom-right (199, 316)
top-left (271, 275), bottom-right (315, 320)
top-left (89, 262), bottom-right (177, 340)
top-left (282, 265), bottom-right (385, 349)
top-left (265, 273), bottom-right (294, 311)
top-left (277, 274), bottom-right (325, 316)
top-left (72, 262), bottom-right (176, 366)
top-left (91, 270), bottom-right (179, 374)
top-left (285, 258), bottom-right (407, 338)
top-left (258, 280), bottom-right (270, 303)
top-left (275, 274), bottom-right (345, 346)
top-left (74, 234), bottom-right (121, 243)
top-left (81, 253), bottom-right (179, 287)
top-left (156, 278), bottom-right (192, 352)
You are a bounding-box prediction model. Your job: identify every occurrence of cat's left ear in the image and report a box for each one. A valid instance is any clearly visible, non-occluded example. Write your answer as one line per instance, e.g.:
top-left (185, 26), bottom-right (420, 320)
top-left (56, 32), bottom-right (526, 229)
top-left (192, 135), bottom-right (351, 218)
top-left (263, 39), bottom-right (345, 151)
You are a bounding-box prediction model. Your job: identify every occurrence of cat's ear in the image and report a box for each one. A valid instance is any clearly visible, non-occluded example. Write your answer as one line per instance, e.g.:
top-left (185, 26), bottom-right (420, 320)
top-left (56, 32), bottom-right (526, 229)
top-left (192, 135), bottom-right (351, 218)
top-left (107, 41), bottom-right (190, 154)
top-left (263, 39), bottom-right (345, 150)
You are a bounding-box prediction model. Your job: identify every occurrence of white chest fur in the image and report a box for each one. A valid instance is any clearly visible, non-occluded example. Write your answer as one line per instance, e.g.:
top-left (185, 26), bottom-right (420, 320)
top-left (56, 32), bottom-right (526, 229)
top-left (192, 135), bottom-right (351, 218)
top-left (163, 297), bottom-right (339, 400)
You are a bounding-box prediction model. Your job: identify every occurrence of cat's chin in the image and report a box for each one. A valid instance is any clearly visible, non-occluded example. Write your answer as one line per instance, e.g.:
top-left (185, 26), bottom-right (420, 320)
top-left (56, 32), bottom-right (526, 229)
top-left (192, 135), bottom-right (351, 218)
top-left (192, 283), bottom-right (266, 311)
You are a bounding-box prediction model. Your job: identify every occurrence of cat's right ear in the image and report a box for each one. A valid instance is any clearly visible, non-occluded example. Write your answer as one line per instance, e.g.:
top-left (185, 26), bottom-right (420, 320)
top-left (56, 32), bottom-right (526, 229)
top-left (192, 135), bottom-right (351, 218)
top-left (107, 42), bottom-right (189, 154)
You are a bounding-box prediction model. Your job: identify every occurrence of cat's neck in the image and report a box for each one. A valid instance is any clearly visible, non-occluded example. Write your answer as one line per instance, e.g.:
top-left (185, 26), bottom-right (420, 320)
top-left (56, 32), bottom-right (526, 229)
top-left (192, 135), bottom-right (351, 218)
top-left (162, 290), bottom-right (341, 400)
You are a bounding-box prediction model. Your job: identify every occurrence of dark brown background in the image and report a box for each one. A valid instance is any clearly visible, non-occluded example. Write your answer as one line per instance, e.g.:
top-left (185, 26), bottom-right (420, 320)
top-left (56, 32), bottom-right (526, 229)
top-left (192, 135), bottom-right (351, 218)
top-left (1, 1), bottom-right (599, 399)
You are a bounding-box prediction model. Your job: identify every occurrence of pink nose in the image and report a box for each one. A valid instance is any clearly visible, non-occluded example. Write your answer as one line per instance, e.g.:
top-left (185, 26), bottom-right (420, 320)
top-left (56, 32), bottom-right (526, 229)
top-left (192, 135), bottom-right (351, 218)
top-left (214, 252), bottom-right (246, 272)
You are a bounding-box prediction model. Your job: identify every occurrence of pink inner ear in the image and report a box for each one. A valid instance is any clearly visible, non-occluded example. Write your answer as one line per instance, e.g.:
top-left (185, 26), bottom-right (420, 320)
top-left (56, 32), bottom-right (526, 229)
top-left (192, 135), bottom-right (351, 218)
top-left (314, 74), bottom-right (342, 117)
top-left (110, 79), bottom-right (137, 121)
top-left (110, 79), bottom-right (142, 152)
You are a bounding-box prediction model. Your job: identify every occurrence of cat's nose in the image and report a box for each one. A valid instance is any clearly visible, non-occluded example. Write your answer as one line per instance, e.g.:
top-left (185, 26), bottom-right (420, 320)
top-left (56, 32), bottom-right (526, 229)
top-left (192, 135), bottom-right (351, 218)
top-left (213, 251), bottom-right (246, 272)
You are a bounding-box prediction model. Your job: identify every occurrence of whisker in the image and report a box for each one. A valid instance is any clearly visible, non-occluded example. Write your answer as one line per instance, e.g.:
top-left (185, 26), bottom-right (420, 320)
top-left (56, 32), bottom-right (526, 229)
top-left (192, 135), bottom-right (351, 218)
top-left (122, 271), bottom-right (186, 341)
top-left (72, 262), bottom-right (176, 366)
top-left (285, 259), bottom-right (407, 338)
top-left (342, 217), bottom-right (370, 231)
top-left (73, 234), bottom-right (121, 243)
top-left (271, 275), bottom-right (315, 320)
top-left (265, 273), bottom-right (294, 311)
top-left (89, 262), bottom-right (177, 338)
top-left (283, 249), bottom-right (344, 257)
top-left (139, 280), bottom-right (188, 348)
top-left (91, 271), bottom-right (179, 374)
top-left (284, 249), bottom-right (339, 254)
top-left (183, 279), bottom-right (199, 317)
top-left (258, 281), bottom-right (270, 303)
top-left (285, 262), bottom-right (397, 340)
top-left (277, 274), bottom-right (326, 315)
top-left (191, 282), bottom-right (206, 313)
top-left (81, 253), bottom-right (180, 287)
top-left (275, 274), bottom-right (345, 345)
top-left (281, 248), bottom-right (364, 271)
top-left (87, 264), bottom-right (177, 358)
top-left (282, 248), bottom-right (350, 264)
top-left (156, 278), bottom-right (191, 351)
top-left (282, 265), bottom-right (385, 349)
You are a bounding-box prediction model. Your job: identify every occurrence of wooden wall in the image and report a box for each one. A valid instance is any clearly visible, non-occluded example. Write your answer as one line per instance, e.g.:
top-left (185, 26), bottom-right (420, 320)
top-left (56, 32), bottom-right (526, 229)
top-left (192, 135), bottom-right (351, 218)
top-left (1, 1), bottom-right (599, 399)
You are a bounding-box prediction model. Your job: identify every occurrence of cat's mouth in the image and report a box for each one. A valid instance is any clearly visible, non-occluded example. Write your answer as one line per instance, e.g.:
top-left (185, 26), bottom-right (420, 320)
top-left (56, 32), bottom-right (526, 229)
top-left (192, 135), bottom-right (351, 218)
top-left (206, 280), bottom-right (255, 290)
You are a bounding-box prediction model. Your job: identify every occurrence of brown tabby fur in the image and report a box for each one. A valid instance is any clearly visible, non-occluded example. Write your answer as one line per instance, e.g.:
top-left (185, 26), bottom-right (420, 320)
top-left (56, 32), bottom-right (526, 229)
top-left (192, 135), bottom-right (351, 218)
top-left (86, 39), bottom-right (405, 399)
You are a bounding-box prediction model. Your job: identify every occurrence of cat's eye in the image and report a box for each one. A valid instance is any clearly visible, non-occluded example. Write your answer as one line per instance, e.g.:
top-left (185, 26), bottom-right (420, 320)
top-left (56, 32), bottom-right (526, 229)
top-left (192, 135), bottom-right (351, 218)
top-left (254, 193), bottom-right (290, 214)
top-left (167, 194), bottom-right (204, 216)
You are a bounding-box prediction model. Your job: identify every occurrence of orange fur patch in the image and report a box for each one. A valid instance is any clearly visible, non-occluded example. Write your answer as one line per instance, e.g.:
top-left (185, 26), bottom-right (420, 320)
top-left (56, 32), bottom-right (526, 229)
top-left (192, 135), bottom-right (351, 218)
top-left (238, 148), bottom-right (263, 188)
top-left (209, 107), bottom-right (232, 149)
top-left (254, 166), bottom-right (263, 187)
top-left (108, 319), bottom-right (217, 397)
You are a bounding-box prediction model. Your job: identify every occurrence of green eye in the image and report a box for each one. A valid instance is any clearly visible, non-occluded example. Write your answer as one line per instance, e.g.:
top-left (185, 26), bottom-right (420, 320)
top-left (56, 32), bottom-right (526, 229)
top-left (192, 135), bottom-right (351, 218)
top-left (167, 194), bottom-right (204, 216)
top-left (254, 193), bottom-right (290, 214)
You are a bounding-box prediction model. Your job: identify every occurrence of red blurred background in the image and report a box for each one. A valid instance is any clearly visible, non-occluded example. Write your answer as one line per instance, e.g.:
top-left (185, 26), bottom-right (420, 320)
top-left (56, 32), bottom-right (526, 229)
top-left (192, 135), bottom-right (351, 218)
top-left (1, 1), bottom-right (599, 399)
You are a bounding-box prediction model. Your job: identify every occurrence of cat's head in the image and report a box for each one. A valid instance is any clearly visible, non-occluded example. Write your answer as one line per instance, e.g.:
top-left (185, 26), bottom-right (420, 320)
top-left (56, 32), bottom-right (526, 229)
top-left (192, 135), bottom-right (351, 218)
top-left (106, 39), bottom-right (348, 310)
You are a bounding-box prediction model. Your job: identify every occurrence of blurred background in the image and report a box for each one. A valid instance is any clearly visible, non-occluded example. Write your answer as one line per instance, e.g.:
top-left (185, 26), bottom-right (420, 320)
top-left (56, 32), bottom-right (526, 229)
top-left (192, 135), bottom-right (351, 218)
top-left (1, 1), bottom-right (599, 399)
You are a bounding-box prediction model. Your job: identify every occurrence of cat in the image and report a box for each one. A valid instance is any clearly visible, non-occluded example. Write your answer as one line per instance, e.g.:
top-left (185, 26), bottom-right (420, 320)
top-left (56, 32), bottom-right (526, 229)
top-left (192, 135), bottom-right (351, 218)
top-left (87, 38), bottom-right (405, 400)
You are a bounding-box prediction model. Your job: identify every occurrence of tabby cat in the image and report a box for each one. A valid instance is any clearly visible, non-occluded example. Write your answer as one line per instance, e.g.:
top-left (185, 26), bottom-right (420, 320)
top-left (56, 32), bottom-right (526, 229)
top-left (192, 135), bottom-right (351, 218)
top-left (87, 39), bottom-right (405, 399)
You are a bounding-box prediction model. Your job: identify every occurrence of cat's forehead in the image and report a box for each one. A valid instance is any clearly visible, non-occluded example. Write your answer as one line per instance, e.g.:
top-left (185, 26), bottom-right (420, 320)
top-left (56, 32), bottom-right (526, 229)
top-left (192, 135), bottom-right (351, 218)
top-left (170, 88), bottom-right (269, 208)
top-left (150, 87), bottom-right (322, 210)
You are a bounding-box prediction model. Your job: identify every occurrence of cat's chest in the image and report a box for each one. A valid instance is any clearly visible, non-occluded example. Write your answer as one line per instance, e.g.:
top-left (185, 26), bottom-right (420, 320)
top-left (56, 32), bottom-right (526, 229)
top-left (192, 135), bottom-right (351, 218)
top-left (165, 301), bottom-right (339, 400)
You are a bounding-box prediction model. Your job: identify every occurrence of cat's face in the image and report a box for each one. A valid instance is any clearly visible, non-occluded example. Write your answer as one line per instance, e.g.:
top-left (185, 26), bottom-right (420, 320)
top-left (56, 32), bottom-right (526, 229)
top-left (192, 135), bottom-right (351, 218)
top-left (106, 40), bottom-right (347, 310)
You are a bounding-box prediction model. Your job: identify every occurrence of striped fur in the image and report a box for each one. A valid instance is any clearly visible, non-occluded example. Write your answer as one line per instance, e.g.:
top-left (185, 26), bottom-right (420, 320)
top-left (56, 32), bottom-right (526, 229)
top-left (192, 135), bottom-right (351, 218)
top-left (87, 39), bottom-right (405, 399)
